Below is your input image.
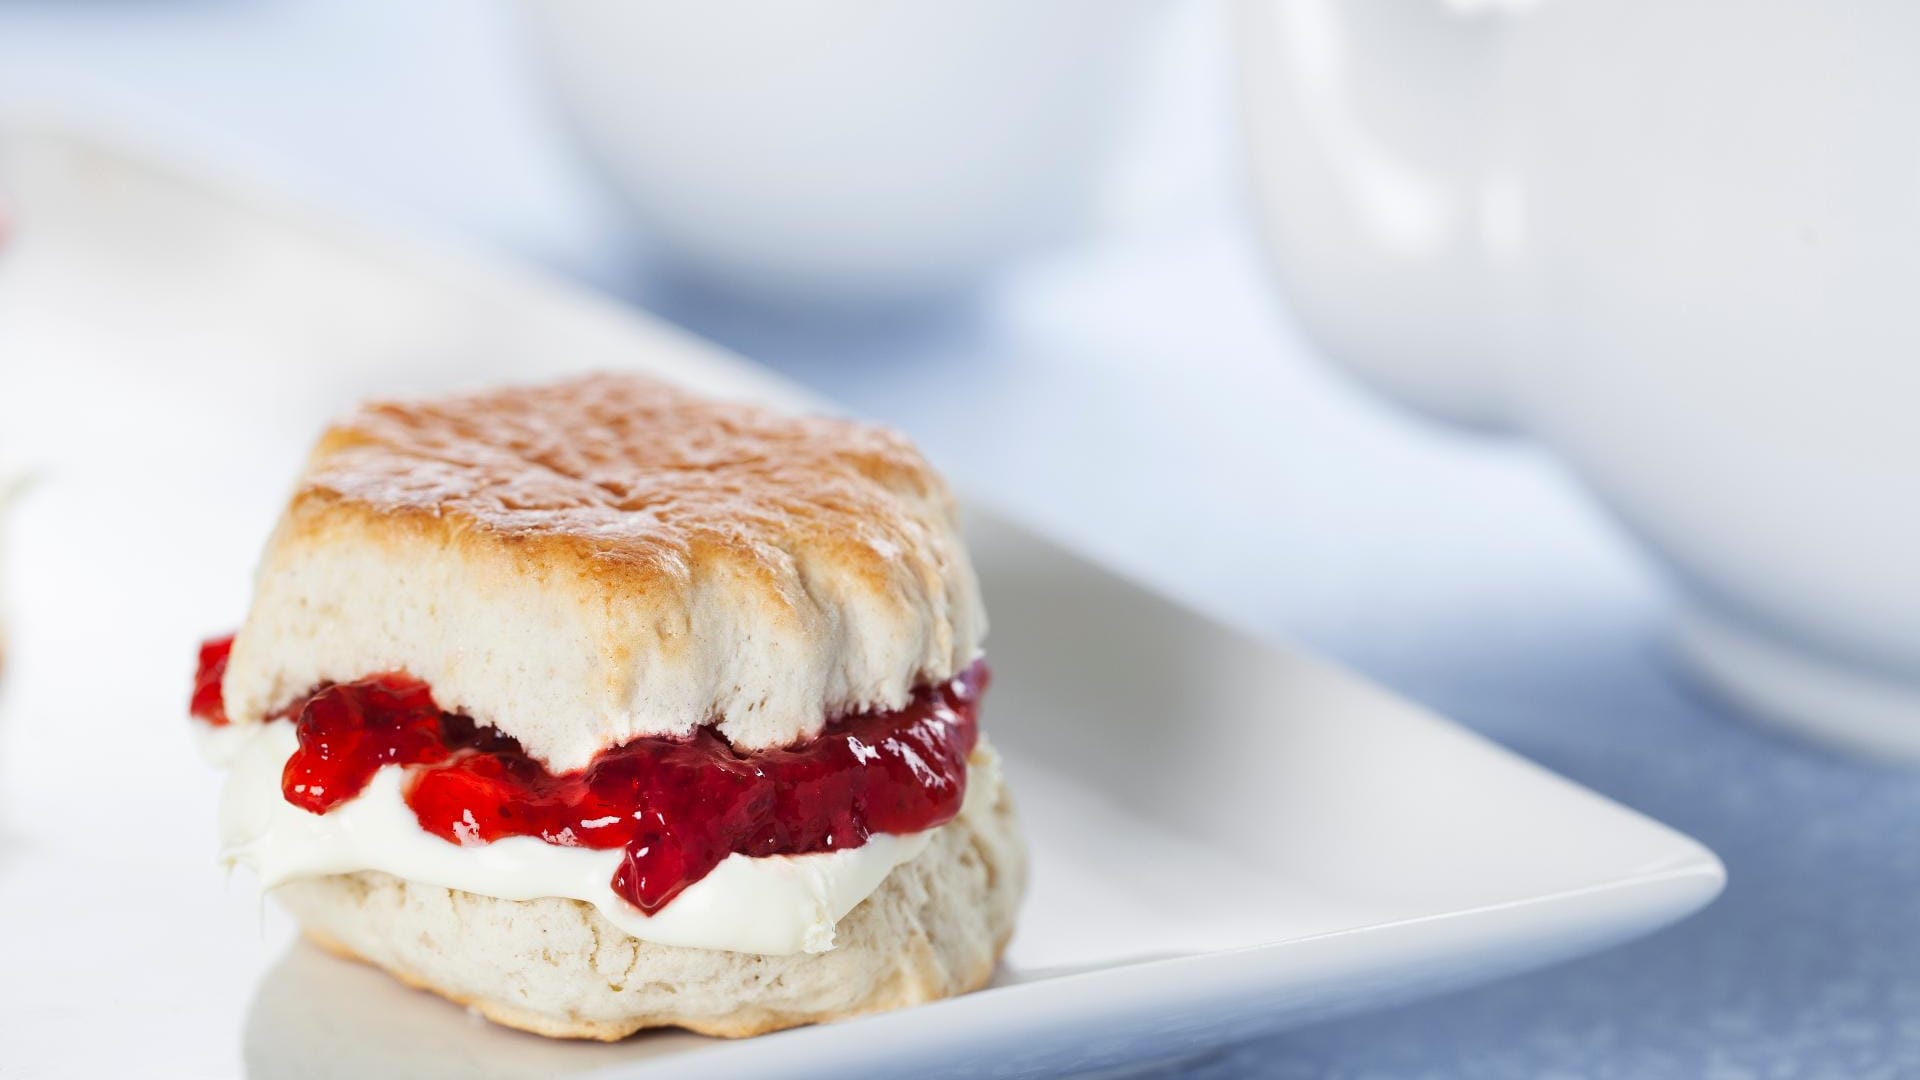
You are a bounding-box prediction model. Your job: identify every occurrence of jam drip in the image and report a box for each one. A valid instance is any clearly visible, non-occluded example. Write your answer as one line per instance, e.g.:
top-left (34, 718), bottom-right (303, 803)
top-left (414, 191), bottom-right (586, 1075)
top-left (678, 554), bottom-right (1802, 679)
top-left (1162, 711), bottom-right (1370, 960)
top-left (189, 637), bottom-right (233, 726)
top-left (190, 637), bottom-right (984, 914)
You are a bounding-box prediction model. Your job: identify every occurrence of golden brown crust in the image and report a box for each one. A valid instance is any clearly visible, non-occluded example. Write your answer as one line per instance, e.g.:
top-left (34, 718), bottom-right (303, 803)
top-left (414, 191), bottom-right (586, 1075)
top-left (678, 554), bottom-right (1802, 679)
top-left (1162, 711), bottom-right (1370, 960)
top-left (295, 372), bottom-right (943, 613)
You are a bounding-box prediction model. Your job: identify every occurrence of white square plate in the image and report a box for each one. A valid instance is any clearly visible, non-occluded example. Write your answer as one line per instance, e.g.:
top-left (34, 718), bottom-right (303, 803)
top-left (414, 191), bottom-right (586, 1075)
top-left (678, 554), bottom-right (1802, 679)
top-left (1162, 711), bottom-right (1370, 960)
top-left (0, 124), bottom-right (1723, 1079)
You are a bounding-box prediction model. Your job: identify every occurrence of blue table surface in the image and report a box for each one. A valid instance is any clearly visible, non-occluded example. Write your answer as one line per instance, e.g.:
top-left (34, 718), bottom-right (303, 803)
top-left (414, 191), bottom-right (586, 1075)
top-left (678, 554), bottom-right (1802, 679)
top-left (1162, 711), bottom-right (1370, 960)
top-left (5, 2), bottom-right (1916, 1076)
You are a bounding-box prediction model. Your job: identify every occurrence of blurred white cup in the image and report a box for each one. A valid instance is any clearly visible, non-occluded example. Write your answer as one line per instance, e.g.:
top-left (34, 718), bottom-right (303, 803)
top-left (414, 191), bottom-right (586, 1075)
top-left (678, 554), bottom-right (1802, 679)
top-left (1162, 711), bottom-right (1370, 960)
top-left (1237, 0), bottom-right (1920, 759)
top-left (521, 0), bottom-right (1165, 303)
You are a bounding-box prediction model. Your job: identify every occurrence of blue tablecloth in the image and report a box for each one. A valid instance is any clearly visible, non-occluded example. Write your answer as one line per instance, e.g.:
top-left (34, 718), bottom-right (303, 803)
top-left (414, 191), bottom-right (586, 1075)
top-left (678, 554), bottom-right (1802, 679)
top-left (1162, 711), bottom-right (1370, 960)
top-left (5, 2), bottom-right (1913, 1074)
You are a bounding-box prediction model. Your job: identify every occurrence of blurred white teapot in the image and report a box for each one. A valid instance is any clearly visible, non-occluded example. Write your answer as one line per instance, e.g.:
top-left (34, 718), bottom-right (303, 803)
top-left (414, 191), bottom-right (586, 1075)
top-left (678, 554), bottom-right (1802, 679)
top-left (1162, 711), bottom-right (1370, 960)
top-left (522, 0), bottom-right (1165, 303)
top-left (1238, 0), bottom-right (1920, 758)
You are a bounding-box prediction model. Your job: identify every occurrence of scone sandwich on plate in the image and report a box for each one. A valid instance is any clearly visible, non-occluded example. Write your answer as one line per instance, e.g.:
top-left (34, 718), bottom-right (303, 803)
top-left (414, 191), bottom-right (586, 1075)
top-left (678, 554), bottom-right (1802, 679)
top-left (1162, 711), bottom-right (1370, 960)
top-left (190, 373), bottom-right (1025, 1040)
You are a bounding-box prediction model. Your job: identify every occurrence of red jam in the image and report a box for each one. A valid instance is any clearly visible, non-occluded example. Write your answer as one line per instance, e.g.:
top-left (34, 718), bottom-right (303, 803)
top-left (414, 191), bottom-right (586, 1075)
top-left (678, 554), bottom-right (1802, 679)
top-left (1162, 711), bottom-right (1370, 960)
top-left (189, 636), bottom-right (233, 726)
top-left (190, 636), bottom-right (984, 914)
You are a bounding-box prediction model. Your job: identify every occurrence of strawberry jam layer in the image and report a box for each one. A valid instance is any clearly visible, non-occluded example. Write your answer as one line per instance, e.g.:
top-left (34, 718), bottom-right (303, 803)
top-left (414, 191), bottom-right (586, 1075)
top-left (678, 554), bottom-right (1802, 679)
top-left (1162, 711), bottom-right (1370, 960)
top-left (190, 636), bottom-right (983, 914)
top-left (190, 637), bottom-right (233, 726)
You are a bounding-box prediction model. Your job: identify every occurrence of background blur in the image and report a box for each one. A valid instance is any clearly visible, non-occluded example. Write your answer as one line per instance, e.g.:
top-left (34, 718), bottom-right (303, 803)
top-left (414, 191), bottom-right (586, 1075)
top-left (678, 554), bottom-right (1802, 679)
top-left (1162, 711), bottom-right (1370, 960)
top-left (2, 1), bottom-right (1917, 1076)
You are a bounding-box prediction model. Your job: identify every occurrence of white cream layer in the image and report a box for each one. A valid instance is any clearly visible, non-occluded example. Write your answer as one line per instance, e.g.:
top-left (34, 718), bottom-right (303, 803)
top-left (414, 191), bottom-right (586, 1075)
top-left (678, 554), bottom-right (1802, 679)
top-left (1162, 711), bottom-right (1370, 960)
top-left (211, 721), bottom-right (998, 956)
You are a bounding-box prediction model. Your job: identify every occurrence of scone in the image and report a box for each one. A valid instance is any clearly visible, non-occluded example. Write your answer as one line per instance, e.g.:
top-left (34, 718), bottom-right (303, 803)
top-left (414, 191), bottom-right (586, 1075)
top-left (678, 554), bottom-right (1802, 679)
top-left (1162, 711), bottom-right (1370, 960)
top-left (191, 373), bottom-right (1025, 1040)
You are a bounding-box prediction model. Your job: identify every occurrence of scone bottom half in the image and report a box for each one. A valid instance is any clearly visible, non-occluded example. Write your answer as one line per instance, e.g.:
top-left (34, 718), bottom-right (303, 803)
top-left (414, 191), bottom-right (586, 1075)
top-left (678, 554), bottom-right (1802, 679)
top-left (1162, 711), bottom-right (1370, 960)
top-left (192, 373), bottom-right (1024, 1039)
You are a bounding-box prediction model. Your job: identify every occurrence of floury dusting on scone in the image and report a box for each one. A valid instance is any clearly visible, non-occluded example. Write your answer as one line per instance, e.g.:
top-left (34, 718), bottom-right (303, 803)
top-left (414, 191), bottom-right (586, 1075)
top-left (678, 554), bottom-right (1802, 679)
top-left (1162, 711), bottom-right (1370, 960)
top-left (190, 373), bottom-right (1026, 1040)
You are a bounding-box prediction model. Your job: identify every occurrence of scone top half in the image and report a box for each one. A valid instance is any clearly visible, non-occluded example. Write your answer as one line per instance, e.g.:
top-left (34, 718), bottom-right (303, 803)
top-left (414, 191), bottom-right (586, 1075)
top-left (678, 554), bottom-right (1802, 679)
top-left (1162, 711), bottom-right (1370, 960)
top-left (221, 373), bottom-right (986, 772)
